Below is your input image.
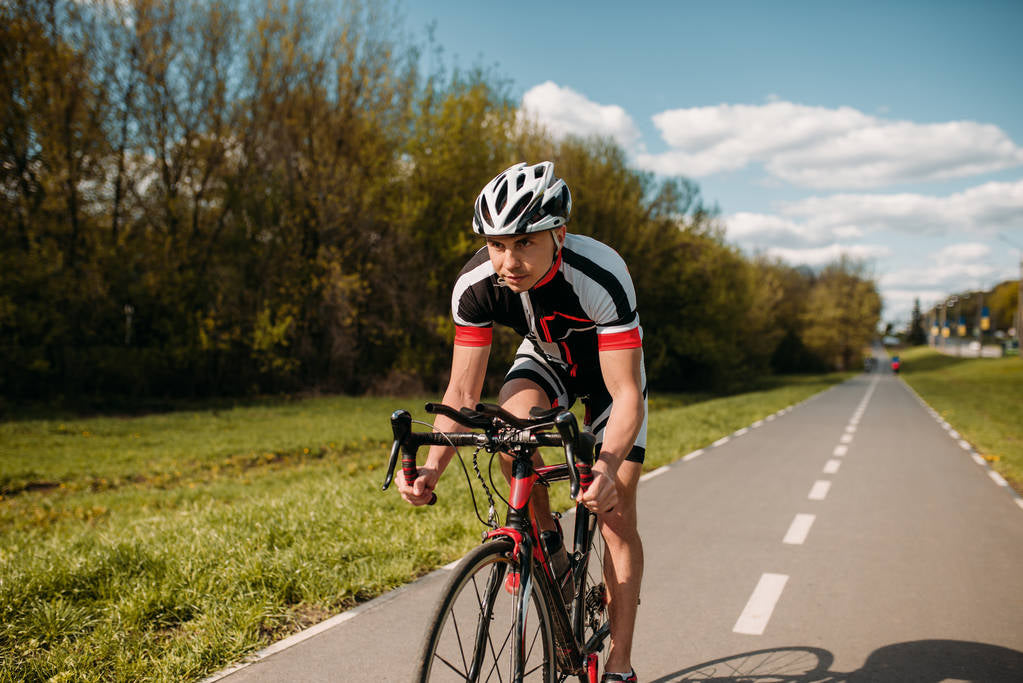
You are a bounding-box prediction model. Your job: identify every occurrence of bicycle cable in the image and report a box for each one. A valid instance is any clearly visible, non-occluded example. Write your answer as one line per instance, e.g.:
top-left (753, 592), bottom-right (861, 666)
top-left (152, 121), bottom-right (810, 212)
top-left (411, 419), bottom-right (498, 530)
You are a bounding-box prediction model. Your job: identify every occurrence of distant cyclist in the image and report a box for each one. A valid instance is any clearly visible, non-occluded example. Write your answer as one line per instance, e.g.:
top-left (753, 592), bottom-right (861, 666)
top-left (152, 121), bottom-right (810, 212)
top-left (397, 161), bottom-right (646, 682)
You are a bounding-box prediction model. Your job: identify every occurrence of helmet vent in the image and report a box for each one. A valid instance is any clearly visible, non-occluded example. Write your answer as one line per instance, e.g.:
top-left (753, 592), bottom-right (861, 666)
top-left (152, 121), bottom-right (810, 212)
top-left (480, 197), bottom-right (493, 226)
top-left (495, 182), bottom-right (508, 212)
top-left (508, 192), bottom-right (534, 223)
top-left (516, 173), bottom-right (526, 190)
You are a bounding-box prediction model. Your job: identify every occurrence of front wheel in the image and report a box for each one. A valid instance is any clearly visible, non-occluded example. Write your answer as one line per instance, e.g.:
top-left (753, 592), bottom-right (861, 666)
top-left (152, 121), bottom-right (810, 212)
top-left (417, 538), bottom-right (556, 682)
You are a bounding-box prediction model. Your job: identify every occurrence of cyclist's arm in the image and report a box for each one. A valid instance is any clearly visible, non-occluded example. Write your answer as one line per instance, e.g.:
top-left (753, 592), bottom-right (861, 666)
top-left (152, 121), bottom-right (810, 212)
top-left (579, 346), bottom-right (644, 511)
top-left (397, 342), bottom-right (490, 505)
top-left (427, 342), bottom-right (490, 471)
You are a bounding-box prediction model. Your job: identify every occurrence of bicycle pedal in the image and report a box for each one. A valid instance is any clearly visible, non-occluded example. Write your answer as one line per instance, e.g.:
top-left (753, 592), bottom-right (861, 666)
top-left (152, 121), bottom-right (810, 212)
top-left (504, 572), bottom-right (520, 594)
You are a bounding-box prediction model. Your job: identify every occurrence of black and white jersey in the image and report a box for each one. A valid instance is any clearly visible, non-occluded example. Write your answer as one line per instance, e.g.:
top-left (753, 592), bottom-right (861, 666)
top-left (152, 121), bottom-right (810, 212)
top-left (451, 233), bottom-right (642, 387)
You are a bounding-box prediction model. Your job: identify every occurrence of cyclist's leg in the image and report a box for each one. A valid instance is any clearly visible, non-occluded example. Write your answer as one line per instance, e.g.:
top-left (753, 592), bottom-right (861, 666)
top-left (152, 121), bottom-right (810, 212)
top-left (589, 385), bottom-right (648, 675)
top-left (500, 343), bottom-right (571, 534)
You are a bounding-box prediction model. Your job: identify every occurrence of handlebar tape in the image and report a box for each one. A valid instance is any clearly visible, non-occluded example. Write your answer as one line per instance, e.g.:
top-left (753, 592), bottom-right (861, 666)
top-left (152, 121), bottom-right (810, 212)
top-left (401, 452), bottom-right (437, 506)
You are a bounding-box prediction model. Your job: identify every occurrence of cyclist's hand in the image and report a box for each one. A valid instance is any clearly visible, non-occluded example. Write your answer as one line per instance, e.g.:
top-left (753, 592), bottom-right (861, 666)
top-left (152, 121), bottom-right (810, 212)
top-left (397, 466), bottom-right (439, 506)
top-left (577, 470), bottom-right (618, 514)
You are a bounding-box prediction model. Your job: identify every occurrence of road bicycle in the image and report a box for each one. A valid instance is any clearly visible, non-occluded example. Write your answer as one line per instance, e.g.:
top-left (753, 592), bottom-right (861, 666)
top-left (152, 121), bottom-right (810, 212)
top-left (382, 402), bottom-right (611, 682)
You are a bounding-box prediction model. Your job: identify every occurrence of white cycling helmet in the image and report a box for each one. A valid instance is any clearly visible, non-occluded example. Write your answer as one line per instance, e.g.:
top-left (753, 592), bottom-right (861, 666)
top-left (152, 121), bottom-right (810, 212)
top-left (472, 161), bottom-right (571, 236)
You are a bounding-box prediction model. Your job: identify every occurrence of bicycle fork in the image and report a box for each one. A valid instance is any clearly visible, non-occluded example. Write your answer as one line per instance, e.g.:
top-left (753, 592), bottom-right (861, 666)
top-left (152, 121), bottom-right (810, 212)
top-left (486, 459), bottom-right (588, 679)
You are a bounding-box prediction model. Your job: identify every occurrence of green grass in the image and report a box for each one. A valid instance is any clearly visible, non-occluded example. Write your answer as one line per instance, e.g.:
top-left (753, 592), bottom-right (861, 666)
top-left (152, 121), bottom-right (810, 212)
top-left (896, 346), bottom-right (1023, 493)
top-left (0, 374), bottom-right (849, 682)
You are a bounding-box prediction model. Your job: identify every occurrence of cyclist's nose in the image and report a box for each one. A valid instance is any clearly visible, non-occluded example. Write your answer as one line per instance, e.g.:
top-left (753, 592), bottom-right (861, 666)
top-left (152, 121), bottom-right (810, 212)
top-left (502, 250), bottom-right (521, 271)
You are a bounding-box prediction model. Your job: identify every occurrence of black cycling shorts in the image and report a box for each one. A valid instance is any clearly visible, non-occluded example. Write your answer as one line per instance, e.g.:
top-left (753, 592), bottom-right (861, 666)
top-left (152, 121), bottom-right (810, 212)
top-left (504, 340), bottom-right (647, 463)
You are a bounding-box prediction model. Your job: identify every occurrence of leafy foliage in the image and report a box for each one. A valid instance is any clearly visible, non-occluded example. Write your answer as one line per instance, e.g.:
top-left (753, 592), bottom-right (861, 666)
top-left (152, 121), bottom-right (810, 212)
top-left (0, 0), bottom-right (882, 406)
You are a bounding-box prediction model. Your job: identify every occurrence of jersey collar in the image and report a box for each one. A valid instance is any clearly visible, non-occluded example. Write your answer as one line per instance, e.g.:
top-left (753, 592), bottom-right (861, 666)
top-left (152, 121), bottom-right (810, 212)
top-left (532, 250), bottom-right (562, 290)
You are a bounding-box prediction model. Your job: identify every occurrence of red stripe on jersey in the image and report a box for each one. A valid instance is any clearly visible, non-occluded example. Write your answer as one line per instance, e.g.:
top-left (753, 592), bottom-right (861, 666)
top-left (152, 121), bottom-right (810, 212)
top-left (454, 325), bottom-right (493, 347)
top-left (597, 328), bottom-right (642, 351)
top-left (533, 251), bottom-right (563, 289)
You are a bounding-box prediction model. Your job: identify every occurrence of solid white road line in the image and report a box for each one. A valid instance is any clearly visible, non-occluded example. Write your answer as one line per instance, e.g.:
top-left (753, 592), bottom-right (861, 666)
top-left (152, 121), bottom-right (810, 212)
top-left (823, 459), bottom-right (842, 474)
top-left (783, 514), bottom-right (816, 545)
top-left (808, 480), bottom-right (831, 500)
top-left (733, 573), bottom-right (789, 635)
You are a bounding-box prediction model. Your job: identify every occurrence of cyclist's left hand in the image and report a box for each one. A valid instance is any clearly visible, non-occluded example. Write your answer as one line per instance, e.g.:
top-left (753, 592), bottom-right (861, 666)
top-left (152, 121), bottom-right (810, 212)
top-left (577, 470), bottom-right (618, 514)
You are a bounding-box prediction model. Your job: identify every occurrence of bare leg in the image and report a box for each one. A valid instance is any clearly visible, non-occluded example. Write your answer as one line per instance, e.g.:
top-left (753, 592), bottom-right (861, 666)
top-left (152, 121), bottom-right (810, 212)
top-left (599, 459), bottom-right (643, 674)
top-left (498, 378), bottom-right (557, 533)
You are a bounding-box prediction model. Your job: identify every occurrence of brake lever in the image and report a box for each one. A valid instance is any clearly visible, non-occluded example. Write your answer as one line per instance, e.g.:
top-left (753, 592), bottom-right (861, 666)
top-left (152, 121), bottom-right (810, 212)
top-left (554, 411), bottom-right (582, 499)
top-left (382, 409), bottom-right (411, 491)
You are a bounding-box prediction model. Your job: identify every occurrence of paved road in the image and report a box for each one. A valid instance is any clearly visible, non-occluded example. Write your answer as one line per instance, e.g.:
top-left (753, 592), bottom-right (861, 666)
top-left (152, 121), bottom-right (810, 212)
top-left (211, 371), bottom-right (1023, 682)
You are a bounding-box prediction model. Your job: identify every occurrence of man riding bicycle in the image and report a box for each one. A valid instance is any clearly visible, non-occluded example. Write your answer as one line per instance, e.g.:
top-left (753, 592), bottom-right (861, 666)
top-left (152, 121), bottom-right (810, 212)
top-left (397, 161), bottom-right (647, 683)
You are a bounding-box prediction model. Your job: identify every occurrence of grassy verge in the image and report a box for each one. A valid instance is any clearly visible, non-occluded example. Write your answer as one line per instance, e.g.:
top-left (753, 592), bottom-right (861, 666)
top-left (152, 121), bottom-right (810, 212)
top-left (895, 346), bottom-right (1023, 494)
top-left (0, 373), bottom-right (849, 682)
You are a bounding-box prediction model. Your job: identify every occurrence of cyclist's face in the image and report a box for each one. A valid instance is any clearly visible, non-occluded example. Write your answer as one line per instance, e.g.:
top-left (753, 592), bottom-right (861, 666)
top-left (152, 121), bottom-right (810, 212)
top-left (485, 230), bottom-right (561, 292)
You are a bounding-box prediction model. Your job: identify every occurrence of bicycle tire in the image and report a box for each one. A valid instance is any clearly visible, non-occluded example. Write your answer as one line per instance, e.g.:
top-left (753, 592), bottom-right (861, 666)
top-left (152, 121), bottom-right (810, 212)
top-left (417, 538), bottom-right (556, 682)
top-left (575, 516), bottom-right (609, 682)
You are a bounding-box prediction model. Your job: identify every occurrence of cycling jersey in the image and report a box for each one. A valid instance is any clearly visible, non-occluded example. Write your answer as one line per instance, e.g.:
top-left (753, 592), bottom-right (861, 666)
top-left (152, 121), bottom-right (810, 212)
top-left (451, 233), bottom-right (647, 461)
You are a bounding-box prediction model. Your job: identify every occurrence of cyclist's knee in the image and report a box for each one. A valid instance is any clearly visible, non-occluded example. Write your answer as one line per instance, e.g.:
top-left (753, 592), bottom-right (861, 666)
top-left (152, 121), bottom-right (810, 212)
top-left (499, 378), bottom-right (550, 415)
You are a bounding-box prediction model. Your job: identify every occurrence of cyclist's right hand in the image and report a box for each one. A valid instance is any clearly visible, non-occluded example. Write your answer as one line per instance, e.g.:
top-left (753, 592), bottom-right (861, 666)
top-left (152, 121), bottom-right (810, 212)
top-left (397, 466), bottom-right (439, 506)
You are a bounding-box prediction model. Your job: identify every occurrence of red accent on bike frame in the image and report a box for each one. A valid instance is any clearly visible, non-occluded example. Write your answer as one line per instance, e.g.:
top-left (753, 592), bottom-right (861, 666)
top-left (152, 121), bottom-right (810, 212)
top-left (587, 653), bottom-right (599, 683)
top-left (508, 473), bottom-right (538, 510)
top-left (486, 527), bottom-right (524, 559)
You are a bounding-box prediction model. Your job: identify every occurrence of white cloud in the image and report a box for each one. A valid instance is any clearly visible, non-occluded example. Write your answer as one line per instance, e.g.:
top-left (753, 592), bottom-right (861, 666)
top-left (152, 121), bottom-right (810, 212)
top-left (634, 101), bottom-right (1023, 189)
top-left (877, 241), bottom-right (1018, 323)
top-left (764, 243), bottom-right (891, 266)
top-left (520, 82), bottom-right (642, 151)
top-left (725, 180), bottom-right (1023, 246)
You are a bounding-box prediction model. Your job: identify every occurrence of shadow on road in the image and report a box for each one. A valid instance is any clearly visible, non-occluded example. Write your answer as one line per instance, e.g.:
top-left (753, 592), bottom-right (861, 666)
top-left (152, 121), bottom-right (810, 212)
top-left (650, 640), bottom-right (1023, 682)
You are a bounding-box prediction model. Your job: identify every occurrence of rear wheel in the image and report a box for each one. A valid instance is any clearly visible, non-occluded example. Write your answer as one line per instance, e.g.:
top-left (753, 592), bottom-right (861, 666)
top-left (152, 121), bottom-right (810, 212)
top-left (418, 538), bottom-right (556, 682)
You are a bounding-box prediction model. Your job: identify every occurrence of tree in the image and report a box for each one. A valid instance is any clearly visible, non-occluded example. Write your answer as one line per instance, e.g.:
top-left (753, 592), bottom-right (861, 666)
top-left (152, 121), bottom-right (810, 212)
top-left (907, 298), bottom-right (927, 346)
top-left (800, 257), bottom-right (882, 370)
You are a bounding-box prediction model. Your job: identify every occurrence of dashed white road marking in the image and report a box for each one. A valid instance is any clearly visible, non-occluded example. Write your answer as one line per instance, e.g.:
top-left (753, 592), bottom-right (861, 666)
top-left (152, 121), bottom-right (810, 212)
top-left (640, 466), bottom-right (670, 482)
top-left (734, 573), bottom-right (789, 635)
top-left (958, 440), bottom-right (972, 451)
top-left (752, 420), bottom-right (764, 428)
top-left (989, 471), bottom-right (1009, 487)
top-left (734, 427), bottom-right (749, 437)
top-left (808, 480), bottom-right (832, 500)
top-left (783, 514), bottom-right (816, 545)
top-left (840, 434), bottom-right (853, 444)
top-left (845, 425), bottom-right (857, 434)
top-left (712, 436), bottom-right (731, 448)
top-left (833, 445), bottom-right (848, 457)
top-left (972, 454), bottom-right (987, 466)
top-left (682, 449), bottom-right (704, 462)
top-left (823, 459), bottom-right (842, 474)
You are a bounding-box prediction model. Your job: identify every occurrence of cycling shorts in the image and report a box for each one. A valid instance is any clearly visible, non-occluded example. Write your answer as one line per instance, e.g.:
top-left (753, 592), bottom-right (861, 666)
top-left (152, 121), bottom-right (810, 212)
top-left (504, 339), bottom-right (647, 463)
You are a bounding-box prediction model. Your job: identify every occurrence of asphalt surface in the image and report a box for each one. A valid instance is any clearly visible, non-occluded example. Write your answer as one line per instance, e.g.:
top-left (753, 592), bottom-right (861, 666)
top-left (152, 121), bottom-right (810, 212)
top-left (210, 370), bottom-right (1023, 682)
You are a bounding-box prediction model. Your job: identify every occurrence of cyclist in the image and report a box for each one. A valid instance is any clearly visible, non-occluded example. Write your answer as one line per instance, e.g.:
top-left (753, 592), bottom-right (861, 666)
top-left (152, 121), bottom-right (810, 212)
top-left (397, 161), bottom-right (646, 682)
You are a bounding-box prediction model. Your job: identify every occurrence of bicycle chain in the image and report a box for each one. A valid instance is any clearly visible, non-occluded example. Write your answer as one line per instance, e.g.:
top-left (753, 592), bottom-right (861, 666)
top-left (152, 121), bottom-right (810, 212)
top-left (471, 445), bottom-right (499, 530)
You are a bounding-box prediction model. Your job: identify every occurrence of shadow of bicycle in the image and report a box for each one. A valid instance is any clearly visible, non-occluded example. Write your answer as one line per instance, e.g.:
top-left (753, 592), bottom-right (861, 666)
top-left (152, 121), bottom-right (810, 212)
top-left (650, 640), bottom-right (1023, 682)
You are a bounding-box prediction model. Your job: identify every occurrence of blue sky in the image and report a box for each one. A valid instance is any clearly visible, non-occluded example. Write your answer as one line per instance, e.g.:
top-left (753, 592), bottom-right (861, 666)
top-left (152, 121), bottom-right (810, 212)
top-left (401, 0), bottom-right (1023, 326)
